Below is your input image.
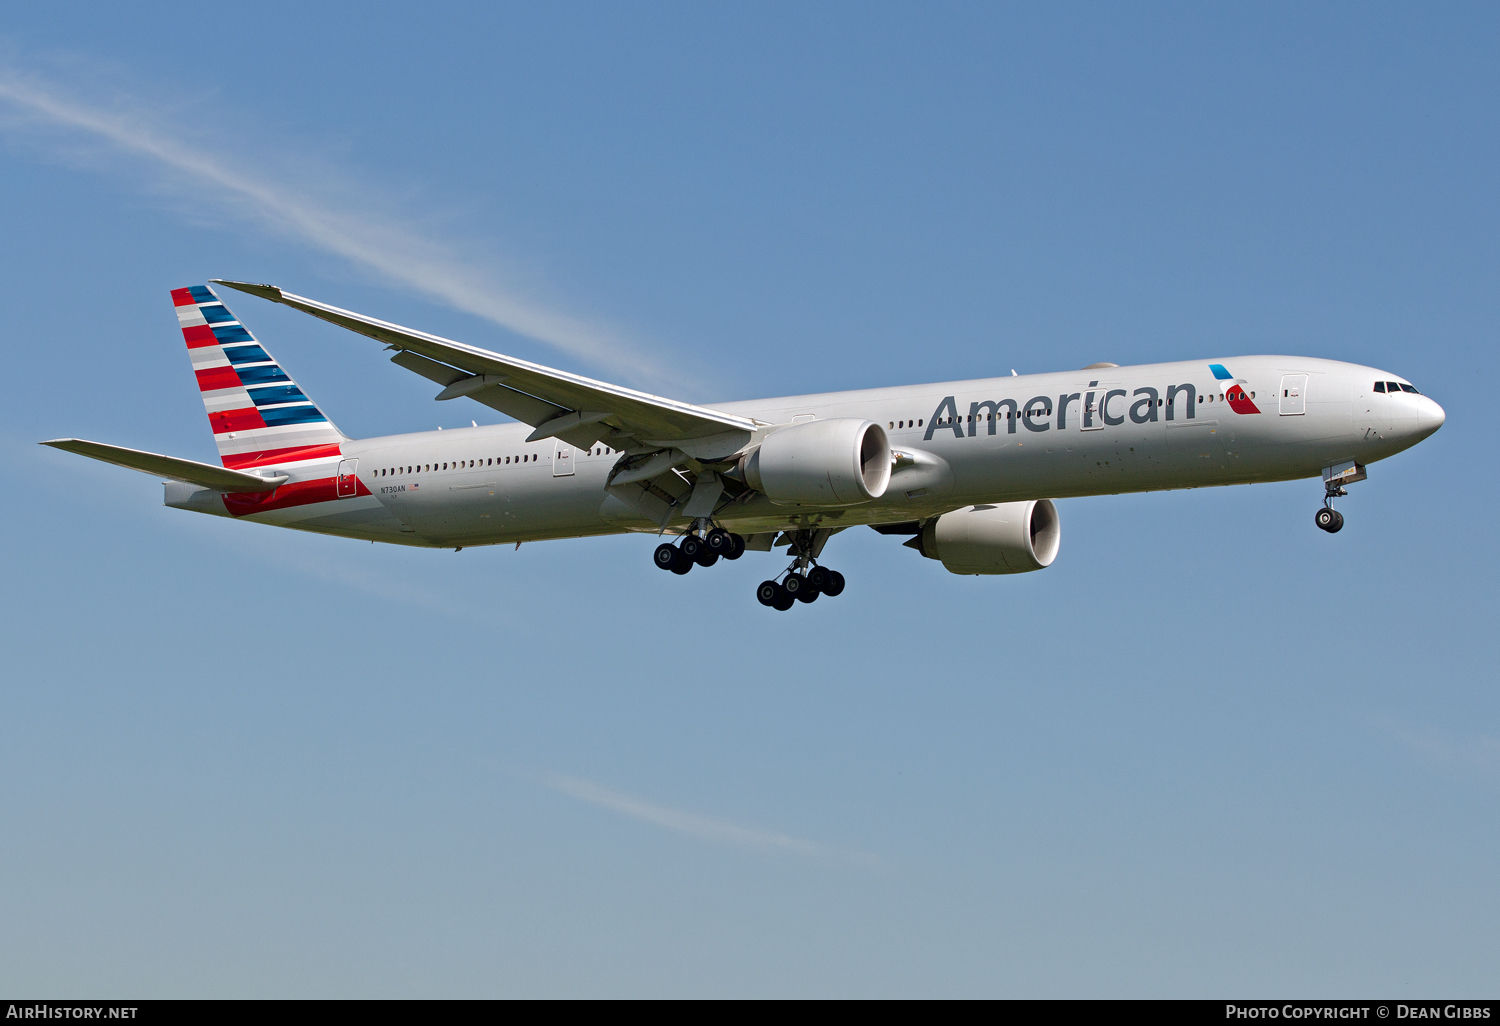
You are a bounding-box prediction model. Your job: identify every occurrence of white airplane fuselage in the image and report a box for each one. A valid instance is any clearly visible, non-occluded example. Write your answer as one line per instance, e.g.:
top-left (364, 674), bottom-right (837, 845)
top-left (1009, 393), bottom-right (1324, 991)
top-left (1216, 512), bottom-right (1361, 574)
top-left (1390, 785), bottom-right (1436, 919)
top-left (165, 354), bottom-right (1445, 548)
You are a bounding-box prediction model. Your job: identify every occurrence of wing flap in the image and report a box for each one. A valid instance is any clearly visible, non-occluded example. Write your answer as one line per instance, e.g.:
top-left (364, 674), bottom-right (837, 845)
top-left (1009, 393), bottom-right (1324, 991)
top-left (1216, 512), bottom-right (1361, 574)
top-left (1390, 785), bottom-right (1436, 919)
top-left (41, 439), bottom-right (288, 492)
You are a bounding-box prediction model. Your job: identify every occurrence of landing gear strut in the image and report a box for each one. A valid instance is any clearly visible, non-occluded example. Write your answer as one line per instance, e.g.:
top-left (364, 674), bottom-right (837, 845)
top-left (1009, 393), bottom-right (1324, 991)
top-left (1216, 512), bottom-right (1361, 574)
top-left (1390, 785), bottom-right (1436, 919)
top-left (754, 529), bottom-right (846, 611)
top-left (1315, 461), bottom-right (1365, 534)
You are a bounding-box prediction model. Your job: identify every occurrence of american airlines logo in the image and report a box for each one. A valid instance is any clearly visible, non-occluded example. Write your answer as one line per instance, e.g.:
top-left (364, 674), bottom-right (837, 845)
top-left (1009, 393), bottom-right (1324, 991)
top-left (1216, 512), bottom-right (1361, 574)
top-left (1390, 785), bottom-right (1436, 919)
top-left (924, 364), bottom-right (1259, 441)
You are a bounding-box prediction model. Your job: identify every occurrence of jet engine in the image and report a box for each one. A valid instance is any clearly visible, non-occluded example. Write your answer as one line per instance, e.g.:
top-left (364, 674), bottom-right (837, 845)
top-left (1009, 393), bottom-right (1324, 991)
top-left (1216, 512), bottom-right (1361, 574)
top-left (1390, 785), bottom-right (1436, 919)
top-left (741, 418), bottom-right (891, 506)
top-left (912, 500), bottom-right (1061, 574)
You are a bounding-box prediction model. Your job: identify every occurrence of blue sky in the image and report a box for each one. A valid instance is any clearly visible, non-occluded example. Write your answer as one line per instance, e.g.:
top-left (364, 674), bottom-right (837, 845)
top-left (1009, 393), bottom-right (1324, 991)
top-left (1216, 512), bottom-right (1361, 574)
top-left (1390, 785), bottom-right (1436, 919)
top-left (1, 2), bottom-right (1495, 997)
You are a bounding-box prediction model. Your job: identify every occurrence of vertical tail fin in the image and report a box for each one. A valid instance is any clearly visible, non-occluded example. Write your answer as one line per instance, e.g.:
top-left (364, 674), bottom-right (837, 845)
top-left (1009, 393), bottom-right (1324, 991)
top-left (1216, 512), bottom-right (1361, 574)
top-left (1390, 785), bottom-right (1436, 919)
top-left (172, 284), bottom-right (347, 469)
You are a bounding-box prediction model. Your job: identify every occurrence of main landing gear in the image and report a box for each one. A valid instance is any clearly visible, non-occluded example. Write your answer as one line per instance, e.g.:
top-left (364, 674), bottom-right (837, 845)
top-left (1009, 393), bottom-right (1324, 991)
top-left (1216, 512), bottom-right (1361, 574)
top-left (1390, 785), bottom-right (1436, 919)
top-left (654, 522), bottom-right (847, 610)
top-left (756, 564), bottom-right (846, 612)
top-left (653, 525), bottom-right (746, 575)
top-left (755, 527), bottom-right (846, 612)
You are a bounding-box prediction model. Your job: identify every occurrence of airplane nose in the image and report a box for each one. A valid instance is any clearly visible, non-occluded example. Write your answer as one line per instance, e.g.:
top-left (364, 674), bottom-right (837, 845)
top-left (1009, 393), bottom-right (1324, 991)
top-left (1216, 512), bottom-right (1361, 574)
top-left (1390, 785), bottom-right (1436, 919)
top-left (1417, 397), bottom-right (1446, 438)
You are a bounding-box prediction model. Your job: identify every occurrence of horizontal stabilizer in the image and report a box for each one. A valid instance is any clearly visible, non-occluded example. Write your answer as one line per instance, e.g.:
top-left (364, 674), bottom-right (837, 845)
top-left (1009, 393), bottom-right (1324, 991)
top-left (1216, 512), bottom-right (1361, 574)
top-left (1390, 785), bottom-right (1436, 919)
top-left (40, 439), bottom-right (288, 492)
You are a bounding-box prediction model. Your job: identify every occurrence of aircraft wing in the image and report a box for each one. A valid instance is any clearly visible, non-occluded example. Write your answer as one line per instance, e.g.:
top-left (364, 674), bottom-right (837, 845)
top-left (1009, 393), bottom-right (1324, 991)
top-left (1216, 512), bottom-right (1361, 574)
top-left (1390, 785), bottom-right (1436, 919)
top-left (41, 439), bottom-right (287, 491)
top-left (211, 281), bottom-right (759, 458)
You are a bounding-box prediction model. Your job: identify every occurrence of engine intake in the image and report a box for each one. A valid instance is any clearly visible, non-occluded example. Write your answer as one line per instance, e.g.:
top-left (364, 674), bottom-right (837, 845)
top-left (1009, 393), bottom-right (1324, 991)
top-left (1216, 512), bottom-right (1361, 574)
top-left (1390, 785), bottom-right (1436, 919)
top-left (742, 418), bottom-right (891, 506)
top-left (915, 500), bottom-right (1061, 574)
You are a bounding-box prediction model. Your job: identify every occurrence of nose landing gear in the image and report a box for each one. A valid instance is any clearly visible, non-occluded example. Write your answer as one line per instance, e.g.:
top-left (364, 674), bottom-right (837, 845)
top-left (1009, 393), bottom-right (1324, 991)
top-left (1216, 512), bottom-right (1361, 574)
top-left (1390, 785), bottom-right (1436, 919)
top-left (1315, 461), bottom-right (1365, 534)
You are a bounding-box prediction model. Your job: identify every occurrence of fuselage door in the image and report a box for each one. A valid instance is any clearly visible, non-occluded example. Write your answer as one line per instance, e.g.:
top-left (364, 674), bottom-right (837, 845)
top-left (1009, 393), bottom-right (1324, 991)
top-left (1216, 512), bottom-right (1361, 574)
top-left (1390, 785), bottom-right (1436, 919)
top-left (336, 458), bottom-right (359, 497)
top-left (1279, 374), bottom-right (1308, 416)
top-left (1080, 391), bottom-right (1104, 430)
top-left (552, 441), bottom-right (575, 477)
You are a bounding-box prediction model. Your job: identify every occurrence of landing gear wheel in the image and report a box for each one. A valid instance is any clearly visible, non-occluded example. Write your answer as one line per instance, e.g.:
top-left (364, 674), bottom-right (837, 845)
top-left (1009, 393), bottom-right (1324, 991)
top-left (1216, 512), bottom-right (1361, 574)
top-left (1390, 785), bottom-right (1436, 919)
top-left (680, 534), bottom-right (706, 563)
top-left (1315, 507), bottom-right (1344, 533)
top-left (773, 590), bottom-right (795, 611)
top-left (795, 582), bottom-right (819, 603)
top-left (822, 570), bottom-right (846, 597)
top-left (705, 528), bottom-right (734, 557)
top-left (807, 566), bottom-right (830, 590)
top-left (756, 580), bottom-right (783, 607)
top-left (726, 534), bottom-right (746, 560)
top-left (782, 573), bottom-right (805, 597)
top-left (654, 543), bottom-right (680, 572)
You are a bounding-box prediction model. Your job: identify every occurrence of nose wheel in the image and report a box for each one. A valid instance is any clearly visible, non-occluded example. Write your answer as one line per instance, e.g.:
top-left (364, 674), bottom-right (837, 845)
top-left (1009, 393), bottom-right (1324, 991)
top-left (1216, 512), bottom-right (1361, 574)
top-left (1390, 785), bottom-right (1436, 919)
top-left (1315, 507), bottom-right (1344, 533)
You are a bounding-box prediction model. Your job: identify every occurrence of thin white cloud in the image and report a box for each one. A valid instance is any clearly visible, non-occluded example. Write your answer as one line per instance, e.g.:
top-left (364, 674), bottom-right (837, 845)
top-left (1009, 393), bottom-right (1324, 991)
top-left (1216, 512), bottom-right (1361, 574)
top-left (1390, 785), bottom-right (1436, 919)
top-left (543, 773), bottom-right (861, 859)
top-left (0, 64), bottom-right (676, 387)
top-left (1375, 715), bottom-right (1500, 778)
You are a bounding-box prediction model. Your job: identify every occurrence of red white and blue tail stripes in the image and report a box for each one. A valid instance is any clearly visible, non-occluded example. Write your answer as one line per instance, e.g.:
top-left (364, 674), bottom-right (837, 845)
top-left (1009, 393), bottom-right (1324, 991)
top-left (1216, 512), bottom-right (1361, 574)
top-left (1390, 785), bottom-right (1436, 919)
top-left (172, 284), bottom-right (346, 469)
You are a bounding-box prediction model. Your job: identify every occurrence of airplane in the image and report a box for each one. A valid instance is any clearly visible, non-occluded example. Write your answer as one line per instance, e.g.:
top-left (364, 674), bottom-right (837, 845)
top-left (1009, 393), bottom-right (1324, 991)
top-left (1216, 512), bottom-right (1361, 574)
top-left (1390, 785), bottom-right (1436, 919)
top-left (42, 282), bottom-right (1445, 611)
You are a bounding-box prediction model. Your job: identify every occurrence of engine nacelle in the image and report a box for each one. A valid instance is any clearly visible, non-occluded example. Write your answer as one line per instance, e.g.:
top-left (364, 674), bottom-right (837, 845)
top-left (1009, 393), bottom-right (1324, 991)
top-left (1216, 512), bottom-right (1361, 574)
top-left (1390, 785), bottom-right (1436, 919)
top-left (742, 418), bottom-right (891, 506)
top-left (915, 500), bottom-right (1061, 574)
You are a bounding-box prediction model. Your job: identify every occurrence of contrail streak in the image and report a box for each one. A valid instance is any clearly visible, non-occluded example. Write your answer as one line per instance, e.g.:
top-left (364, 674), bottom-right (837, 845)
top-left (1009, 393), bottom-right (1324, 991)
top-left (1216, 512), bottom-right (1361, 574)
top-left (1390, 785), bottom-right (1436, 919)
top-left (543, 773), bottom-right (838, 856)
top-left (0, 68), bottom-right (673, 386)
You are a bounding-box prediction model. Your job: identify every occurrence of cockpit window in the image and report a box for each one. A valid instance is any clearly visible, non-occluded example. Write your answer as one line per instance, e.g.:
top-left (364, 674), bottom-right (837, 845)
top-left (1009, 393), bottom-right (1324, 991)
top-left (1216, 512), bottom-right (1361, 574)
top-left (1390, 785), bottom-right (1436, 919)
top-left (1386, 381), bottom-right (1401, 392)
top-left (1400, 383), bottom-right (1420, 394)
top-left (1373, 381), bottom-right (1386, 392)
